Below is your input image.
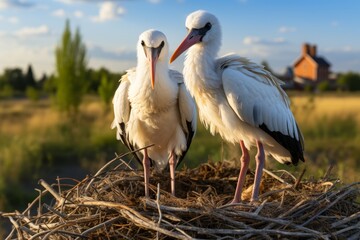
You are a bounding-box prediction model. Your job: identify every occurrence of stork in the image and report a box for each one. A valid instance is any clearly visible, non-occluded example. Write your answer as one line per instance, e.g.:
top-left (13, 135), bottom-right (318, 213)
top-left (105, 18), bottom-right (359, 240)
top-left (112, 29), bottom-right (197, 197)
top-left (170, 10), bottom-right (304, 203)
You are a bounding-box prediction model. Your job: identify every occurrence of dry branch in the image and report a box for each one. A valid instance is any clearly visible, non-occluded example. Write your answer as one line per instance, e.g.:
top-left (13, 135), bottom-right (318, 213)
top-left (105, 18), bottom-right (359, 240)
top-left (1, 154), bottom-right (359, 239)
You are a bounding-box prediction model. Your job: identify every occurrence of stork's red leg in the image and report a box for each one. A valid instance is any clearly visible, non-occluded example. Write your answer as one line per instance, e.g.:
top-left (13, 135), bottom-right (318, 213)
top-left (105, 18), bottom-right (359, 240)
top-left (231, 140), bottom-right (250, 203)
top-left (143, 149), bottom-right (151, 197)
top-left (251, 140), bottom-right (265, 202)
top-left (169, 151), bottom-right (177, 196)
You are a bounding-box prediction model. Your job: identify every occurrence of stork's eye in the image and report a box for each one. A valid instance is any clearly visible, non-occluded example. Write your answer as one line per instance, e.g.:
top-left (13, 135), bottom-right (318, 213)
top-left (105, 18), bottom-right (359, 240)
top-left (204, 22), bottom-right (212, 30)
top-left (141, 40), bottom-right (145, 46)
top-left (159, 41), bottom-right (165, 48)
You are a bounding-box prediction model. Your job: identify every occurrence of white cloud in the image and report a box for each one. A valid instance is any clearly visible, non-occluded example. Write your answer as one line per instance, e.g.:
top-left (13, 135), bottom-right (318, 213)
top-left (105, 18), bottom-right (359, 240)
top-left (91, 1), bottom-right (126, 22)
top-left (243, 36), bottom-right (260, 45)
top-left (14, 25), bottom-right (50, 37)
top-left (243, 36), bottom-right (286, 45)
top-left (0, 15), bottom-right (19, 24)
top-left (0, 0), bottom-right (34, 9)
top-left (8, 16), bottom-right (19, 23)
top-left (278, 26), bottom-right (296, 33)
top-left (55, 0), bottom-right (74, 4)
top-left (273, 37), bottom-right (286, 44)
top-left (52, 9), bottom-right (66, 17)
top-left (323, 47), bottom-right (360, 72)
top-left (0, 42), bottom-right (54, 76)
top-left (74, 10), bottom-right (84, 18)
top-left (342, 46), bottom-right (353, 52)
top-left (89, 45), bottom-right (136, 61)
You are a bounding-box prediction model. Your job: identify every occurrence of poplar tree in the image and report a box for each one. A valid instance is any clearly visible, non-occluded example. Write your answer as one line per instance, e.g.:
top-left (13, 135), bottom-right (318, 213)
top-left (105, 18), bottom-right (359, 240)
top-left (55, 20), bottom-right (87, 116)
top-left (98, 73), bottom-right (116, 112)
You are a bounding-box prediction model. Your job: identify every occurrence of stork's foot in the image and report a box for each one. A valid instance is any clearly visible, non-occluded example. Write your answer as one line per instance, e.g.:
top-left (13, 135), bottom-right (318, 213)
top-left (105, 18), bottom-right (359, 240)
top-left (223, 198), bottom-right (259, 208)
top-left (229, 198), bottom-right (241, 205)
top-left (223, 198), bottom-right (243, 207)
top-left (250, 198), bottom-right (261, 206)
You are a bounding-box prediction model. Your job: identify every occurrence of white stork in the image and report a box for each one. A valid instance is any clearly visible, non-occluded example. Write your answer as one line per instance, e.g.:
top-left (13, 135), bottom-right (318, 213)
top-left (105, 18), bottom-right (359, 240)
top-left (170, 10), bottom-right (304, 203)
top-left (112, 29), bottom-right (197, 197)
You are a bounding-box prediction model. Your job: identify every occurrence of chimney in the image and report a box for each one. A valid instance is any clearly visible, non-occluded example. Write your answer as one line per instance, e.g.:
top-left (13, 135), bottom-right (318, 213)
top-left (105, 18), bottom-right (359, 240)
top-left (309, 45), bottom-right (317, 57)
top-left (302, 43), bottom-right (310, 56)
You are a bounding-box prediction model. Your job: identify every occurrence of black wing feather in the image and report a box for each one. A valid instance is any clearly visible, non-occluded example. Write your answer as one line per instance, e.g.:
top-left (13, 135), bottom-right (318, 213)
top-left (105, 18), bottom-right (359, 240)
top-left (176, 120), bottom-right (195, 168)
top-left (119, 122), bottom-right (154, 167)
top-left (119, 122), bottom-right (142, 165)
top-left (259, 123), bottom-right (305, 165)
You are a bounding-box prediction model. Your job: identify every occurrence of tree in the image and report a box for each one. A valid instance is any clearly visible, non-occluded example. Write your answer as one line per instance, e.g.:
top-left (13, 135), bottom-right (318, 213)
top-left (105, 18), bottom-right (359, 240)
top-left (0, 84), bottom-right (14, 98)
top-left (4, 68), bottom-right (26, 91)
top-left (24, 65), bottom-right (37, 88)
top-left (55, 19), bottom-right (87, 115)
top-left (337, 72), bottom-right (360, 91)
top-left (98, 73), bottom-right (116, 112)
top-left (317, 81), bottom-right (330, 92)
top-left (37, 73), bottom-right (48, 89)
top-left (0, 66), bottom-right (37, 94)
top-left (26, 86), bottom-right (40, 102)
top-left (86, 67), bottom-right (109, 93)
top-left (43, 74), bottom-right (56, 95)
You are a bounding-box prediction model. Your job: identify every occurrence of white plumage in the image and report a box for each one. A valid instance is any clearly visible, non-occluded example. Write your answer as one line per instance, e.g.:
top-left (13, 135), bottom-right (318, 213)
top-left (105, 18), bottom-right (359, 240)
top-left (170, 10), bottom-right (304, 203)
top-left (112, 29), bottom-right (197, 197)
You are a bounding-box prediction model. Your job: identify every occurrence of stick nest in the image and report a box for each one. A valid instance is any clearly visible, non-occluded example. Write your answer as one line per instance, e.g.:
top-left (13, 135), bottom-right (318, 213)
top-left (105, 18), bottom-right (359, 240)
top-left (2, 152), bottom-right (360, 239)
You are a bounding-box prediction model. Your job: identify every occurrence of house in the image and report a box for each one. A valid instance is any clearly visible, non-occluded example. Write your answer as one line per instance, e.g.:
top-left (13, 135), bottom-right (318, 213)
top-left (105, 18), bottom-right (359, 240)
top-left (293, 43), bottom-right (331, 85)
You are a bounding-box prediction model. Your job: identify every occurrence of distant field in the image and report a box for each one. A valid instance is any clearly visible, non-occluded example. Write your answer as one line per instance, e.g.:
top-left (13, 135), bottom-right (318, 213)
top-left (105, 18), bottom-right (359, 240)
top-left (2, 93), bottom-right (358, 134)
top-left (287, 93), bottom-right (360, 183)
top-left (290, 94), bottom-right (360, 125)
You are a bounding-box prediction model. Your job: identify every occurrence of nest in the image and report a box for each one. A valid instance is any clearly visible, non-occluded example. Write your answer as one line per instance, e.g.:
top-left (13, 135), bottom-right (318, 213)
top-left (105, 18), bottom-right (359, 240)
top-left (2, 150), bottom-right (360, 239)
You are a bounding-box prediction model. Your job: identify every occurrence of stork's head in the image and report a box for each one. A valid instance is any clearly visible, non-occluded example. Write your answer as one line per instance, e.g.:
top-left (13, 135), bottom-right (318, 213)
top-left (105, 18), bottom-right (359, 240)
top-left (170, 10), bottom-right (221, 63)
top-left (138, 29), bottom-right (168, 89)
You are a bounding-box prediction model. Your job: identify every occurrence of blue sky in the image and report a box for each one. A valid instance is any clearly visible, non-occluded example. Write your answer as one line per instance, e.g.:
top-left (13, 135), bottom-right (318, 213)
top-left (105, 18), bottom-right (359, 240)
top-left (0, 0), bottom-right (359, 78)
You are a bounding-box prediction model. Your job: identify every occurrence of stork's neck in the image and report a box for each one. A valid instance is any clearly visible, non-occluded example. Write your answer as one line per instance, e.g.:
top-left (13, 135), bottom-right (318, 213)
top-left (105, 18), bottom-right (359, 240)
top-left (183, 43), bottom-right (221, 97)
top-left (129, 61), bottom-right (177, 114)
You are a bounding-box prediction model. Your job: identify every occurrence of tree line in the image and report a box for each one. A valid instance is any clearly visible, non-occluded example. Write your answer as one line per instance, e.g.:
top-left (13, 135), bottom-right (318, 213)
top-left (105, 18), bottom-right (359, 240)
top-left (0, 65), bottom-right (122, 98)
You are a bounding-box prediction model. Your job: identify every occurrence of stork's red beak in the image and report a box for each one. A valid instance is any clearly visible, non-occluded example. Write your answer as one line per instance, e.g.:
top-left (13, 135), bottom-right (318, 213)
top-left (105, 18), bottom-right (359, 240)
top-left (170, 29), bottom-right (202, 63)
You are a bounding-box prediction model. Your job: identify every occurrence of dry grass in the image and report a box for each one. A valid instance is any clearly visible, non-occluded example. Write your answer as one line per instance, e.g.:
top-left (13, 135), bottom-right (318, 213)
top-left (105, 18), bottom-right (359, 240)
top-left (1, 94), bottom-right (359, 137)
top-left (1, 150), bottom-right (359, 239)
top-left (0, 100), bottom-right (57, 136)
top-left (0, 97), bottom-right (110, 136)
top-left (291, 94), bottom-right (360, 125)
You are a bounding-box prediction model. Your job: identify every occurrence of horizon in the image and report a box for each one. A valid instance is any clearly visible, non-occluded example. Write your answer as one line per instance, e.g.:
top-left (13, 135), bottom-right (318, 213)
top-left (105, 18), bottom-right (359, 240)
top-left (0, 0), bottom-right (359, 78)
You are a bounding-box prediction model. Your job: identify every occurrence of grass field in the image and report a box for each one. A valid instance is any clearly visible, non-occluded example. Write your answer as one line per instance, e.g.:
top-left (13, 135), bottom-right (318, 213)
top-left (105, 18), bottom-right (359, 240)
top-left (0, 93), bottom-right (359, 215)
top-left (290, 93), bottom-right (360, 125)
top-left (288, 93), bottom-right (360, 183)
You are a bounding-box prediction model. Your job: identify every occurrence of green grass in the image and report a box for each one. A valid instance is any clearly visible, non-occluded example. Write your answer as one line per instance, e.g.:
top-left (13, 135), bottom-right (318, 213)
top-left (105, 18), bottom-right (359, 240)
top-left (304, 114), bottom-right (357, 139)
top-left (0, 99), bottom-right (126, 210)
